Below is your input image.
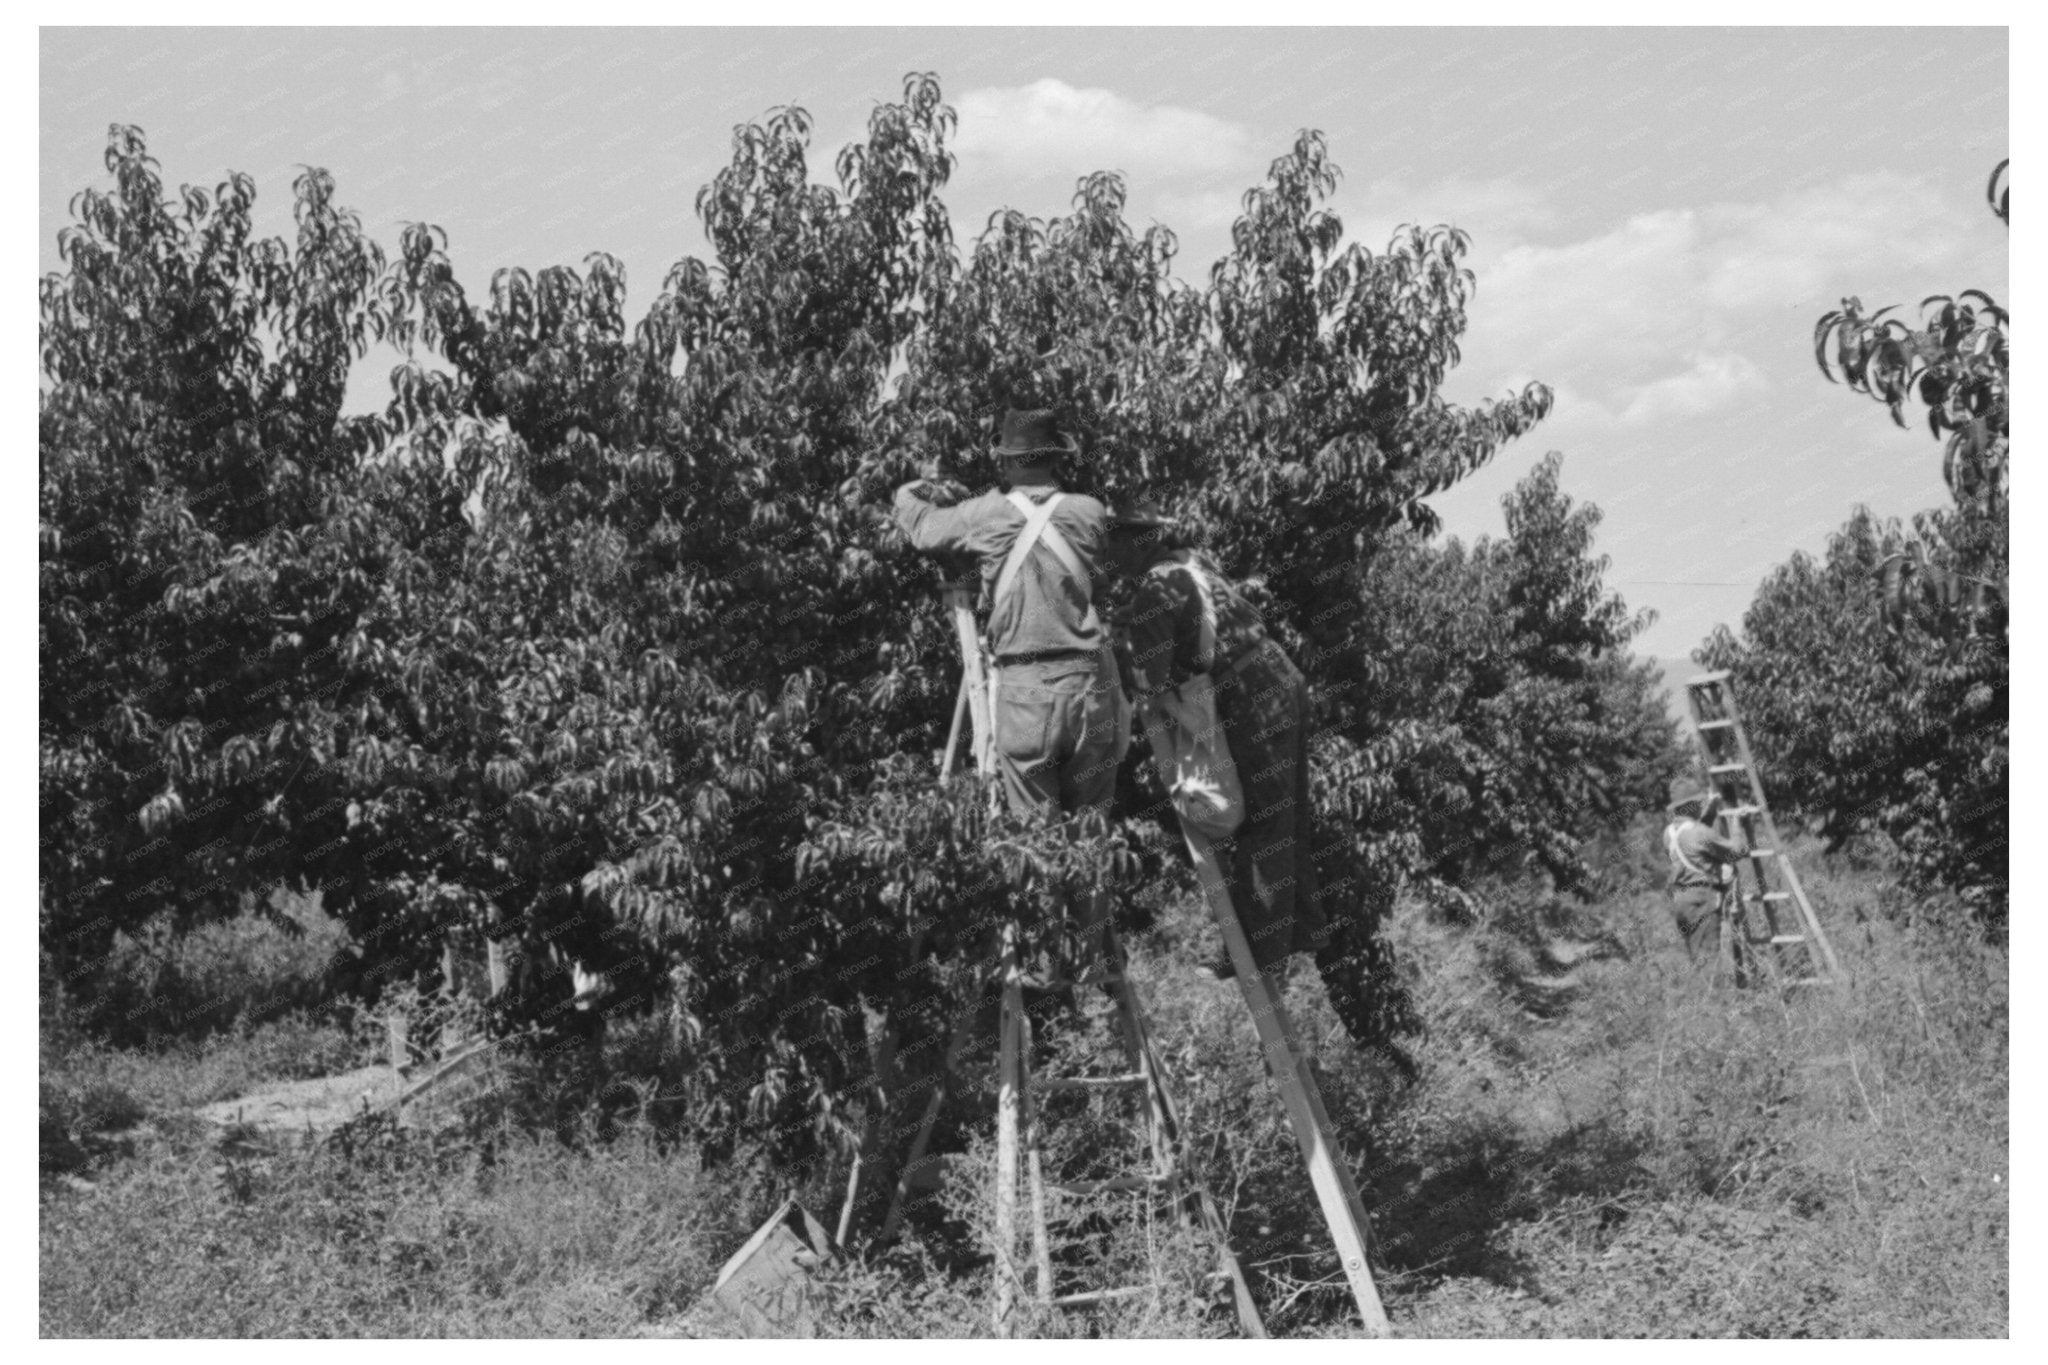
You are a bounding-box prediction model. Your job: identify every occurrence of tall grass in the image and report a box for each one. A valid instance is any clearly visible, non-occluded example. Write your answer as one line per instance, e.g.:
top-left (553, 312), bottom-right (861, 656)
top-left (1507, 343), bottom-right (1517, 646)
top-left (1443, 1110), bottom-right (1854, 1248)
top-left (40, 838), bottom-right (2006, 1337)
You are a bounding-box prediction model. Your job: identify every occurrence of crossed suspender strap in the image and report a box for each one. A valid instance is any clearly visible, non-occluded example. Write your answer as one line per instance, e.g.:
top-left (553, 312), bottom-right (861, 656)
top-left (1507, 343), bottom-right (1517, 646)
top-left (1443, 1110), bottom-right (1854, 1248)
top-left (1665, 822), bottom-right (1717, 884)
top-left (992, 489), bottom-right (1100, 634)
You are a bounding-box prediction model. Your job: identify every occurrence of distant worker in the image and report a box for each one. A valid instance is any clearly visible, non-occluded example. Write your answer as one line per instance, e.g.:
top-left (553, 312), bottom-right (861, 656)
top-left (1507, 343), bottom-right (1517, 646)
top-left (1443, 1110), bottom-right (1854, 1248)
top-left (1664, 792), bottom-right (1749, 979)
top-left (893, 408), bottom-right (1125, 820)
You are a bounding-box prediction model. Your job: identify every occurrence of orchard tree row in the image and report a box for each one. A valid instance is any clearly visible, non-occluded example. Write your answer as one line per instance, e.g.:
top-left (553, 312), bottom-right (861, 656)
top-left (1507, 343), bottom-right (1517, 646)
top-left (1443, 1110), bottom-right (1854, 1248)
top-left (42, 75), bottom-right (1677, 1158)
top-left (1700, 160), bottom-right (2008, 928)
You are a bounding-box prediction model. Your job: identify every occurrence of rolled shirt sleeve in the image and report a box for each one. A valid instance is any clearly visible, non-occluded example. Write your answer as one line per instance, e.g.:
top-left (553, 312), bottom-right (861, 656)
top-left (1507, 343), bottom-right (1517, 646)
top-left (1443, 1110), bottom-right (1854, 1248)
top-left (893, 482), bottom-right (981, 557)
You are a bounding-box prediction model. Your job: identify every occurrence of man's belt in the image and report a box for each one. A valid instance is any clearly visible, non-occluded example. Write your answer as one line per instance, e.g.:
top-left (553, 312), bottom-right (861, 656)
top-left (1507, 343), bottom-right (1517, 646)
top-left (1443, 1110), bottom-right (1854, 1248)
top-left (993, 648), bottom-right (1099, 666)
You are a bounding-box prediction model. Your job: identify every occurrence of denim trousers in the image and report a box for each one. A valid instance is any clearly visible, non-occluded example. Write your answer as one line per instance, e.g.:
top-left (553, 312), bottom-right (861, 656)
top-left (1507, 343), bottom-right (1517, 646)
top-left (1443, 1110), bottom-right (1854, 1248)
top-left (990, 649), bottom-right (1124, 820)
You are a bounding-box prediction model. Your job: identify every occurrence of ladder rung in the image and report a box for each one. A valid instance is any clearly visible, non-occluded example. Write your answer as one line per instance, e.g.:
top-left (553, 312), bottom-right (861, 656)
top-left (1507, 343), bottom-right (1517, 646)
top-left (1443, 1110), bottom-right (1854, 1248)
top-left (1050, 1173), bottom-right (1170, 1196)
top-left (1759, 892), bottom-right (1791, 902)
top-left (1697, 719), bottom-right (1736, 731)
top-left (1708, 763), bottom-right (1748, 776)
top-left (1052, 1286), bottom-right (1151, 1309)
top-left (1038, 1073), bottom-right (1149, 1093)
top-left (1769, 935), bottom-right (1807, 946)
top-left (1747, 848), bottom-right (1778, 859)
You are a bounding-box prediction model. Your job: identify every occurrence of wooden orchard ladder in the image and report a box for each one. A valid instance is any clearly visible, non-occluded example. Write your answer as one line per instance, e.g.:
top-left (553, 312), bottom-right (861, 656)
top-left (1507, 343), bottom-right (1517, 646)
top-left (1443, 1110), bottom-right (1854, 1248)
top-left (1180, 828), bottom-right (1392, 1336)
top-left (863, 573), bottom-right (1263, 1335)
top-left (941, 577), bottom-right (994, 779)
top-left (1684, 671), bottom-right (1844, 987)
top-left (853, 566), bottom-right (1391, 1337)
top-left (871, 896), bottom-right (1266, 1337)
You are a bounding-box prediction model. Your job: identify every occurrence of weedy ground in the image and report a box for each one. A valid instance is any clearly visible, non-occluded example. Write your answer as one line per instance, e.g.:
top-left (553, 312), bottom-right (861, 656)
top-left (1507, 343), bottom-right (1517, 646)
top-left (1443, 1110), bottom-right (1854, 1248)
top-left (40, 830), bottom-right (2007, 1338)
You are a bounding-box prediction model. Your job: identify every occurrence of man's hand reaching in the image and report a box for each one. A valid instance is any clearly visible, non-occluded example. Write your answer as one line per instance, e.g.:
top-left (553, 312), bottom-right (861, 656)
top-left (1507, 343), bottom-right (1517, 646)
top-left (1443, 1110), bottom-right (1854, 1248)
top-left (912, 469), bottom-right (970, 507)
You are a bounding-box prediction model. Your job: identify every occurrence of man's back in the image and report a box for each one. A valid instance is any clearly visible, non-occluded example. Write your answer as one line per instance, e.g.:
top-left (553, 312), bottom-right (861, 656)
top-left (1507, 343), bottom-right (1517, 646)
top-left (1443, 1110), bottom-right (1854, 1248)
top-left (1665, 817), bottom-right (1744, 890)
top-left (892, 484), bottom-right (1108, 658)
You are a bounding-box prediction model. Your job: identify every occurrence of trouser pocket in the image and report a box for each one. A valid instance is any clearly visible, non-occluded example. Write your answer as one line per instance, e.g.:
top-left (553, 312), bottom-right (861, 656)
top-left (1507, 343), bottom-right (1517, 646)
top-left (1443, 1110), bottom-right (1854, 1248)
top-left (996, 687), bottom-right (1060, 767)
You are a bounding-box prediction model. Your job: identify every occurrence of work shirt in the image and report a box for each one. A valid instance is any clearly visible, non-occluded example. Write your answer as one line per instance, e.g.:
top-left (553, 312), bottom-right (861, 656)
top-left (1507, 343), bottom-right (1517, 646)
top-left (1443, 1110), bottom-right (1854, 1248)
top-left (1666, 818), bottom-right (1746, 891)
top-left (892, 481), bottom-right (1108, 660)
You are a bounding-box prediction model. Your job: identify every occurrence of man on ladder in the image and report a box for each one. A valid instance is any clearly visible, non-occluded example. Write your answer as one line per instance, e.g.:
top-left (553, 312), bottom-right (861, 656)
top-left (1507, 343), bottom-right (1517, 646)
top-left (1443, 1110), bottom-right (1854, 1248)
top-left (893, 407), bottom-right (1149, 1334)
top-left (893, 407), bottom-right (1125, 820)
top-left (889, 412), bottom-right (1391, 1337)
top-left (1663, 790), bottom-right (1751, 984)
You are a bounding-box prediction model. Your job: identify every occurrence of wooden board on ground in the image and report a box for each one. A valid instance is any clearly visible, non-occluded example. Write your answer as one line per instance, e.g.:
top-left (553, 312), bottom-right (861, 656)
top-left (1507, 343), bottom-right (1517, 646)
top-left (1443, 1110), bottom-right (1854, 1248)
top-left (706, 1199), bottom-right (838, 1338)
top-left (192, 1038), bottom-right (502, 1142)
top-left (194, 1065), bottom-right (405, 1138)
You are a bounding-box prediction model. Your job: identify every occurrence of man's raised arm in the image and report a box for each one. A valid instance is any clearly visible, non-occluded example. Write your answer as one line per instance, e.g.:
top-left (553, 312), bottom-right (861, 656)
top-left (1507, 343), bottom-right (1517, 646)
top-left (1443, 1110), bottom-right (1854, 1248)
top-left (892, 479), bottom-right (981, 557)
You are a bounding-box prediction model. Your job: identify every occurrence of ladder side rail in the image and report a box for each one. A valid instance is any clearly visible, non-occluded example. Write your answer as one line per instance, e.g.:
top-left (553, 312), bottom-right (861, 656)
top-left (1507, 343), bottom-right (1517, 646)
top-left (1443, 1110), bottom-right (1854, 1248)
top-left (1096, 926), bottom-right (1268, 1338)
top-left (836, 1012), bottom-right (903, 1247)
top-left (1184, 827), bottom-right (1391, 1337)
top-left (1683, 681), bottom-right (1716, 780)
top-left (944, 583), bottom-right (993, 776)
top-left (1109, 972), bottom-right (1178, 1182)
top-left (1719, 691), bottom-right (1841, 982)
top-left (1725, 764), bottom-right (1797, 970)
top-left (1768, 848), bottom-right (1843, 981)
top-left (838, 905), bottom-right (945, 1245)
top-left (1019, 995), bottom-right (1055, 1303)
top-left (994, 926), bottom-right (1025, 1334)
top-left (878, 1000), bottom-right (980, 1245)
top-left (1721, 807), bottom-right (1785, 960)
top-left (940, 669), bottom-right (971, 777)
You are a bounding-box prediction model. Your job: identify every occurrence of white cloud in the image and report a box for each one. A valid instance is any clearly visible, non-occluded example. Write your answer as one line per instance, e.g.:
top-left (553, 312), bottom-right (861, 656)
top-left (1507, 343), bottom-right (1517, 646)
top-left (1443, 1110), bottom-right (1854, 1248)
top-left (1618, 352), bottom-right (1767, 426)
top-left (954, 80), bottom-right (1256, 181)
top-left (1698, 172), bottom-right (1980, 312)
top-left (1448, 172), bottom-right (2003, 413)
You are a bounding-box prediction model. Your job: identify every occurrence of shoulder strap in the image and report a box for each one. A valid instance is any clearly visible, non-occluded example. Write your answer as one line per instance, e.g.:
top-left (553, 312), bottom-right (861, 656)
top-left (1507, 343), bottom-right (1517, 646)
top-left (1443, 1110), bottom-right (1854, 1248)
top-left (994, 490), bottom-right (1063, 609)
top-left (1665, 822), bottom-right (1710, 880)
top-left (994, 492), bottom-right (1099, 633)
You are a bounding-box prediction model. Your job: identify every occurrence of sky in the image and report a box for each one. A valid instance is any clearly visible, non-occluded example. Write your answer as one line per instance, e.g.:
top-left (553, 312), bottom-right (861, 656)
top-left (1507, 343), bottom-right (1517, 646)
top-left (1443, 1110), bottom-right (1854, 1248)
top-left (39, 26), bottom-right (2009, 660)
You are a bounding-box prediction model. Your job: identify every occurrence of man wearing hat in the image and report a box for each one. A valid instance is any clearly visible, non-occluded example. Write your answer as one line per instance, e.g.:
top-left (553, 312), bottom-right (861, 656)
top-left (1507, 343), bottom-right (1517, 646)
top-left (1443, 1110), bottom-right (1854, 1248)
top-left (1663, 791), bottom-right (1750, 975)
top-left (893, 409), bottom-right (1125, 819)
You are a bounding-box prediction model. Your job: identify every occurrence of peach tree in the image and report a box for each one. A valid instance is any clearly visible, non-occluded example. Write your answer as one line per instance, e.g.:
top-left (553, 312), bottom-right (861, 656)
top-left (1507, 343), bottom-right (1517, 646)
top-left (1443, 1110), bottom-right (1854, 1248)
top-left (38, 125), bottom-right (470, 998)
top-left (1702, 158), bottom-right (2009, 925)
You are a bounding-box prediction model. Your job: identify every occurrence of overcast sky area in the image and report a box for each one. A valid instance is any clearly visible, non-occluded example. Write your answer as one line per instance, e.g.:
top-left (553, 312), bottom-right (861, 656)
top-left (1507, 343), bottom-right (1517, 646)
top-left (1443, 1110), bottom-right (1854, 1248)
top-left (40, 27), bottom-right (2008, 661)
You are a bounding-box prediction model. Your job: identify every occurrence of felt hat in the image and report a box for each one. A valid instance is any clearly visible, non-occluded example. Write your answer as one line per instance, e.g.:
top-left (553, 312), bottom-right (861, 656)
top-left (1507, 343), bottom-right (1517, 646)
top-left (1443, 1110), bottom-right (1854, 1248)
top-left (1667, 789), bottom-right (1723, 819)
top-left (993, 408), bottom-right (1080, 460)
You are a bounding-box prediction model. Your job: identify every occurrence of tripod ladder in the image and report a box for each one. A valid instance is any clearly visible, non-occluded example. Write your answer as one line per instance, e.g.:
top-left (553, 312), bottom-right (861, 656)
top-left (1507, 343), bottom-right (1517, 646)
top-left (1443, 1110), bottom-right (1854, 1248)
top-left (1684, 671), bottom-right (1843, 986)
top-left (997, 916), bottom-right (1266, 1335)
top-left (841, 577), bottom-right (1261, 1333)
top-left (865, 566), bottom-right (1392, 1336)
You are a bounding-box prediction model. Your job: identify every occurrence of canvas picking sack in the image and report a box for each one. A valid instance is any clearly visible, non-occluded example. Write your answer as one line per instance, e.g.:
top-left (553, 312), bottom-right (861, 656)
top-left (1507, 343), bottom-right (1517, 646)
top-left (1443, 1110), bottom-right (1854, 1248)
top-left (1142, 558), bottom-right (1245, 839)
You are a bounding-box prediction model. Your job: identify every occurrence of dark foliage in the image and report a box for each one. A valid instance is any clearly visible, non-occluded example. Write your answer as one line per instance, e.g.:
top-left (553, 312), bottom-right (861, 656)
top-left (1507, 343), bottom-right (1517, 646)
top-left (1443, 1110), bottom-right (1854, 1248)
top-left (44, 80), bottom-right (1677, 1161)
